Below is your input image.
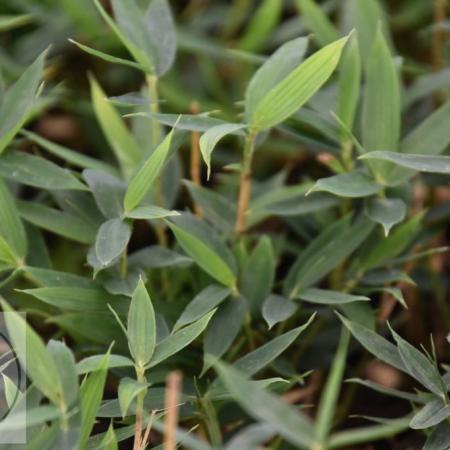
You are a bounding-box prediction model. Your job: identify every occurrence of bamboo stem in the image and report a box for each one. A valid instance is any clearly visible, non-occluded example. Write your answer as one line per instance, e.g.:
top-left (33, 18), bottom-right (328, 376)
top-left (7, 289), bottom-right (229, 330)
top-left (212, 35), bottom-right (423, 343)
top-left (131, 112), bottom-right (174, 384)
top-left (164, 371), bottom-right (182, 450)
top-left (190, 101), bottom-right (203, 216)
top-left (133, 367), bottom-right (147, 450)
top-left (235, 130), bottom-right (256, 234)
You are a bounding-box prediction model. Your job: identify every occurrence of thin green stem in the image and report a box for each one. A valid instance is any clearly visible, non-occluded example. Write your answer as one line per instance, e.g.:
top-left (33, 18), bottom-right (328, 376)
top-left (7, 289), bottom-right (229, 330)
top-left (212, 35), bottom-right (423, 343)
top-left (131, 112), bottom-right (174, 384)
top-left (312, 327), bottom-right (350, 450)
top-left (133, 365), bottom-right (147, 450)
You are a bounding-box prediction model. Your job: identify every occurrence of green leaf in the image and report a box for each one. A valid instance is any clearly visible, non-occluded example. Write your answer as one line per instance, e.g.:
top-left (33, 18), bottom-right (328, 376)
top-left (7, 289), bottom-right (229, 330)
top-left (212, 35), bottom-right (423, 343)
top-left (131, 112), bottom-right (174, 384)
top-left (250, 35), bottom-right (350, 130)
top-left (328, 416), bottom-right (410, 449)
top-left (389, 325), bottom-right (446, 399)
top-left (77, 354), bottom-right (134, 375)
top-left (127, 279), bottom-right (156, 368)
top-left (365, 198), bottom-right (406, 236)
top-left (175, 285), bottom-right (230, 330)
top-left (1, 301), bottom-right (63, 406)
top-left (390, 99), bottom-right (450, 183)
top-left (22, 130), bottom-right (116, 175)
top-left (286, 216), bottom-right (374, 296)
top-left (213, 360), bottom-right (314, 448)
top-left (83, 169), bottom-right (126, 219)
top-left (166, 214), bottom-right (237, 288)
top-left (337, 36), bottom-right (361, 133)
top-left (410, 399), bottom-right (450, 430)
top-left (21, 286), bottom-right (127, 313)
top-left (244, 37), bottom-right (308, 121)
top-left (203, 298), bottom-right (247, 374)
top-left (118, 377), bottom-right (149, 417)
top-left (99, 424), bottom-right (118, 450)
top-left (350, 0), bottom-right (391, 63)
top-left (0, 50), bottom-right (46, 154)
top-left (0, 151), bottom-right (87, 191)
top-left (360, 151), bottom-right (450, 175)
top-left (0, 179), bottom-right (27, 261)
top-left (424, 421), bottom-right (450, 450)
top-left (47, 340), bottom-right (79, 408)
top-left (262, 294), bottom-right (297, 329)
top-left (337, 313), bottom-right (406, 372)
top-left (150, 309), bottom-right (216, 368)
top-left (69, 39), bottom-right (144, 71)
top-left (241, 236), bottom-right (275, 314)
top-left (235, 314), bottom-right (315, 376)
top-left (124, 125), bottom-right (176, 211)
top-left (199, 123), bottom-right (247, 179)
top-left (93, 0), bottom-right (152, 72)
top-left (0, 14), bottom-right (32, 32)
top-left (307, 171), bottom-right (382, 198)
top-left (362, 212), bottom-right (423, 271)
top-left (95, 218), bottom-right (131, 268)
top-left (17, 200), bottom-right (97, 244)
top-left (294, 0), bottom-right (340, 46)
top-left (362, 28), bottom-right (400, 182)
top-left (295, 288), bottom-right (369, 305)
top-left (144, 0), bottom-right (177, 76)
top-left (90, 76), bottom-right (141, 178)
top-left (79, 351), bottom-right (110, 450)
top-left (126, 205), bottom-right (179, 220)
top-left (239, 0), bottom-right (283, 52)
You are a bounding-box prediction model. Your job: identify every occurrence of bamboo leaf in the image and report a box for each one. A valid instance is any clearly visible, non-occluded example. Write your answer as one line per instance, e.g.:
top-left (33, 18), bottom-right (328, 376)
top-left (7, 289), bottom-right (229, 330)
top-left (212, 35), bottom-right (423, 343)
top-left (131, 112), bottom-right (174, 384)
top-left (0, 50), bottom-right (46, 154)
top-left (124, 125), bottom-right (176, 211)
top-left (294, 0), bottom-right (340, 46)
top-left (95, 218), bottom-right (131, 268)
top-left (262, 294), bottom-right (297, 330)
top-left (166, 214), bottom-right (237, 288)
top-left (307, 171), bottom-right (382, 198)
top-left (90, 76), bottom-right (142, 178)
top-left (0, 151), bottom-right (87, 191)
top-left (295, 288), bottom-right (369, 305)
top-left (127, 279), bottom-right (156, 368)
top-left (250, 35), bottom-right (350, 130)
top-left (118, 377), bottom-right (149, 417)
top-left (213, 360), bottom-right (315, 448)
top-left (199, 123), bottom-right (246, 179)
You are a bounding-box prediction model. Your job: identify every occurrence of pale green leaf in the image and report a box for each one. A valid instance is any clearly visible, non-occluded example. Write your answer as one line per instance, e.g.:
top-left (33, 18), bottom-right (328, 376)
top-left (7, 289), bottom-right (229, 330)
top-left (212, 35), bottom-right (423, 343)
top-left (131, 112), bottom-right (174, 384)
top-left (295, 288), bottom-right (369, 305)
top-left (127, 279), bottom-right (156, 368)
top-left (199, 123), bottom-right (246, 179)
top-left (250, 35), bottom-right (350, 130)
top-left (95, 218), bottom-right (131, 268)
top-left (124, 125), bottom-right (176, 211)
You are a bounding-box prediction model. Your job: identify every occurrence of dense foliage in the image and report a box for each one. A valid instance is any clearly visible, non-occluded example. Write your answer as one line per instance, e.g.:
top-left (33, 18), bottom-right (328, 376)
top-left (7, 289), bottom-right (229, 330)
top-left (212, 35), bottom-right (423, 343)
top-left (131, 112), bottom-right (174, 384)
top-left (0, 0), bottom-right (449, 449)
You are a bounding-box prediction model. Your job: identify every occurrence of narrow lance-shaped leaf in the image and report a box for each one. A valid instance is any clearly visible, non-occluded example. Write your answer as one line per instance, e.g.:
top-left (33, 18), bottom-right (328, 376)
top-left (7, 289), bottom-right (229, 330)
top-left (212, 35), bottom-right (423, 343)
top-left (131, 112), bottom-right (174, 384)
top-left (1, 300), bottom-right (63, 406)
top-left (124, 124), bottom-right (177, 212)
top-left (90, 76), bottom-right (142, 178)
top-left (0, 49), bottom-right (46, 154)
top-left (245, 36), bottom-right (309, 121)
top-left (0, 151), bottom-right (88, 191)
top-left (118, 377), bottom-right (149, 417)
top-left (213, 360), bottom-right (315, 448)
top-left (295, 288), bottom-right (369, 305)
top-left (250, 34), bottom-right (350, 130)
top-left (294, 0), bottom-right (340, 46)
top-left (0, 179), bottom-right (27, 262)
top-left (149, 309), bottom-right (216, 368)
top-left (127, 279), bottom-right (156, 368)
top-left (79, 351), bottom-right (110, 449)
top-left (307, 171), bottom-right (382, 198)
top-left (389, 324), bottom-right (447, 400)
top-left (360, 151), bottom-right (450, 175)
top-left (361, 28), bottom-right (400, 183)
top-left (166, 214), bottom-right (237, 289)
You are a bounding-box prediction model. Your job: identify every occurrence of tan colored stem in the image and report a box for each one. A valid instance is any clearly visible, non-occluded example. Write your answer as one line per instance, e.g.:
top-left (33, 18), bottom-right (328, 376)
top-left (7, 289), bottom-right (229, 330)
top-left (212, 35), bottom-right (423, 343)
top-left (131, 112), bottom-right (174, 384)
top-left (432, 0), bottom-right (448, 104)
top-left (142, 410), bottom-right (157, 449)
top-left (235, 131), bottom-right (256, 234)
top-left (164, 371), bottom-right (182, 450)
top-left (133, 367), bottom-right (146, 450)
